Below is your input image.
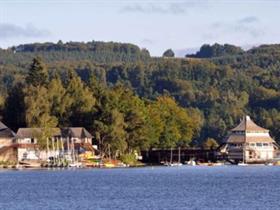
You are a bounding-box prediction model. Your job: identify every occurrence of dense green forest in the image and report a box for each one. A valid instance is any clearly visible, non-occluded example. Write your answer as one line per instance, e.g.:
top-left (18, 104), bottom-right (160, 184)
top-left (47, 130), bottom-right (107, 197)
top-left (0, 41), bottom-right (280, 158)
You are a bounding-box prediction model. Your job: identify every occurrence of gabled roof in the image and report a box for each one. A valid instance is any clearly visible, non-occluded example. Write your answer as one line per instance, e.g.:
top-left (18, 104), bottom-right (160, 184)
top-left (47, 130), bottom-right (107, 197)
top-left (16, 127), bottom-right (92, 139)
top-left (17, 128), bottom-right (61, 138)
top-left (0, 121), bottom-right (16, 138)
top-left (226, 116), bottom-right (275, 144)
top-left (61, 127), bottom-right (92, 138)
top-left (231, 116), bottom-right (268, 132)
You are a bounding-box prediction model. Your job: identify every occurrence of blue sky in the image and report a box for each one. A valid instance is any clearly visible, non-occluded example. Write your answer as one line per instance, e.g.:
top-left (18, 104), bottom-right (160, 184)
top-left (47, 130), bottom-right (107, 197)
top-left (0, 0), bottom-right (280, 56)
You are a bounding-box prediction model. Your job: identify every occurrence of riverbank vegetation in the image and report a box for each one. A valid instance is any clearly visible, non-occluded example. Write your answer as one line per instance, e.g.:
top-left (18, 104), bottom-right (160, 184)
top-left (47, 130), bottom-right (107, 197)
top-left (0, 41), bottom-right (280, 159)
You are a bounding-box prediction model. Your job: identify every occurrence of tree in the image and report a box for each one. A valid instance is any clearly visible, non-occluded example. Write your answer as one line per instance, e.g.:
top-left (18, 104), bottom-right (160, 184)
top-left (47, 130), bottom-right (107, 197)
top-left (202, 138), bottom-right (219, 150)
top-left (26, 57), bottom-right (49, 86)
top-left (24, 85), bottom-right (52, 127)
top-left (163, 49), bottom-right (175, 57)
top-left (47, 78), bottom-right (72, 125)
top-left (3, 83), bottom-right (26, 130)
top-left (66, 73), bottom-right (96, 126)
top-left (153, 96), bottom-right (196, 149)
top-left (35, 113), bottom-right (58, 150)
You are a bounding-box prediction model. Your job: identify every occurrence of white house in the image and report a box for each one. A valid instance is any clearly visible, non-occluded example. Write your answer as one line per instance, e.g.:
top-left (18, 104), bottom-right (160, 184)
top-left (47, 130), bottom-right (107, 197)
top-left (225, 116), bottom-right (279, 164)
top-left (16, 127), bottom-right (93, 161)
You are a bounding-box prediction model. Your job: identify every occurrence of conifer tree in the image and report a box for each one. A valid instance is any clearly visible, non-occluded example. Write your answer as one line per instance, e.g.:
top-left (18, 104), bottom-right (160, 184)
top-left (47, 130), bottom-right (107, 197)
top-left (26, 57), bottom-right (49, 86)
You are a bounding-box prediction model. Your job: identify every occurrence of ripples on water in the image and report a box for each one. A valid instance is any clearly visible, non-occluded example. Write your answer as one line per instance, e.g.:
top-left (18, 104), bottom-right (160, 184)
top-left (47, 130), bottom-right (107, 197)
top-left (0, 166), bottom-right (279, 210)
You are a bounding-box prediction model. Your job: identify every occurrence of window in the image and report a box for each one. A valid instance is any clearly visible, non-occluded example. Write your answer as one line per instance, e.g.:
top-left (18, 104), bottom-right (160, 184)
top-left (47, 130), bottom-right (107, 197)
top-left (31, 138), bottom-right (34, 144)
top-left (249, 151), bottom-right (253, 159)
top-left (263, 143), bottom-right (269, 147)
top-left (250, 143), bottom-right (255, 147)
top-left (256, 143), bottom-right (262, 147)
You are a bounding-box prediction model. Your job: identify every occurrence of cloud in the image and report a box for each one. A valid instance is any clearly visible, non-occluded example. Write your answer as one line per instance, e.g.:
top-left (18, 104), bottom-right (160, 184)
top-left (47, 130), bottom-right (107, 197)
top-left (234, 24), bottom-right (263, 37)
top-left (238, 16), bottom-right (259, 24)
top-left (141, 38), bottom-right (155, 45)
top-left (204, 17), bottom-right (264, 40)
top-left (0, 23), bottom-right (50, 39)
top-left (120, 1), bottom-right (208, 15)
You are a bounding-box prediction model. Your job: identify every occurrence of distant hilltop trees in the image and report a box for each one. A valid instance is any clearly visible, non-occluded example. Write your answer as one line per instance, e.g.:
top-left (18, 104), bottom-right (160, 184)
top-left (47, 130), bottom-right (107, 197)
top-left (186, 43), bottom-right (244, 58)
top-left (163, 49), bottom-right (175, 58)
top-left (10, 40), bottom-right (151, 63)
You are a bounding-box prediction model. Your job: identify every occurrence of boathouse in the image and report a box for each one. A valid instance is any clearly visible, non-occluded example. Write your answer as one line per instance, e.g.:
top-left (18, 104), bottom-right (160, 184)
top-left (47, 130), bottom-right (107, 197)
top-left (224, 116), bottom-right (279, 164)
top-left (16, 127), bottom-right (94, 161)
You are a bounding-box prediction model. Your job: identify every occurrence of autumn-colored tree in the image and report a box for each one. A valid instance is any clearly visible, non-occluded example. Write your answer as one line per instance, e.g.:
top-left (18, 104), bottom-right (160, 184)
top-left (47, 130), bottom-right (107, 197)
top-left (202, 138), bottom-right (219, 150)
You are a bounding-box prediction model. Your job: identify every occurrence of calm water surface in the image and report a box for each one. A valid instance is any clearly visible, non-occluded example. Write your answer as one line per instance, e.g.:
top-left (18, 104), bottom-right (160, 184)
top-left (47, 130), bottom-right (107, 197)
top-left (0, 166), bottom-right (279, 210)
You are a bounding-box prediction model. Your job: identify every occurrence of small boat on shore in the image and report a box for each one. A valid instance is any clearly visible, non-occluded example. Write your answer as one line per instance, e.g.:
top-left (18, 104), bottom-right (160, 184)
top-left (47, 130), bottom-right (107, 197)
top-left (237, 162), bottom-right (248, 166)
top-left (69, 162), bottom-right (83, 168)
top-left (185, 159), bottom-right (196, 166)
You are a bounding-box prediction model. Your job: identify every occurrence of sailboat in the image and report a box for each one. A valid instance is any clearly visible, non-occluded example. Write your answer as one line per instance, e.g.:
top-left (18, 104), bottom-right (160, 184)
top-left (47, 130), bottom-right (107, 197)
top-left (169, 147), bottom-right (183, 167)
top-left (68, 137), bottom-right (82, 168)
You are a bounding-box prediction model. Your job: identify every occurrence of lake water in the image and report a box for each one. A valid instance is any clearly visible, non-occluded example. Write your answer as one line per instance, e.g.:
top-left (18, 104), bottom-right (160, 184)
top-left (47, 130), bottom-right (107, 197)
top-left (0, 166), bottom-right (279, 210)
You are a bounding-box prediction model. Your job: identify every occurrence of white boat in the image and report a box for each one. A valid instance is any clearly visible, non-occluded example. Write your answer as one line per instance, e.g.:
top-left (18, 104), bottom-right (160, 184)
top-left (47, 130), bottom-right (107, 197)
top-left (169, 162), bottom-right (183, 167)
top-left (163, 162), bottom-right (183, 167)
top-left (69, 162), bottom-right (83, 168)
top-left (186, 159), bottom-right (196, 166)
top-left (265, 163), bottom-right (273, 166)
top-left (163, 147), bottom-right (184, 167)
top-left (238, 162), bottom-right (248, 166)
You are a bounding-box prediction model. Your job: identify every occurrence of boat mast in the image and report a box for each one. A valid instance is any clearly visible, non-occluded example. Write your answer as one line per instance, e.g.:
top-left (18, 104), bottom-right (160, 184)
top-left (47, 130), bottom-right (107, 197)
top-left (178, 147), bottom-right (181, 163)
top-left (56, 138), bottom-right (60, 165)
top-left (71, 137), bottom-right (75, 163)
top-left (170, 147), bottom-right (173, 163)
top-left (52, 138), bottom-right (55, 163)
top-left (47, 137), bottom-right (49, 161)
top-left (67, 136), bottom-right (70, 161)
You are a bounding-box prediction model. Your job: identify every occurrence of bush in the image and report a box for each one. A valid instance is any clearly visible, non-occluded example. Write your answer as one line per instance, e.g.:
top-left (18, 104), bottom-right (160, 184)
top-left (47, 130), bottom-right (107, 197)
top-left (120, 153), bottom-right (137, 165)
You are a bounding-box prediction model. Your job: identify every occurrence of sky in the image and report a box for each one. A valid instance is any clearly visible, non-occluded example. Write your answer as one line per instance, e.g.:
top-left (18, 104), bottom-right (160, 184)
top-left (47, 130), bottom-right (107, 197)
top-left (0, 0), bottom-right (280, 56)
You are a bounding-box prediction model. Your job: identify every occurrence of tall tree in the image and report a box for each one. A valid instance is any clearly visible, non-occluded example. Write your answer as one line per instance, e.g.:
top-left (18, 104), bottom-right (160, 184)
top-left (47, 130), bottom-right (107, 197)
top-left (26, 57), bottom-right (49, 86)
top-left (47, 78), bottom-right (72, 125)
top-left (66, 73), bottom-right (96, 126)
top-left (24, 85), bottom-right (53, 127)
top-left (3, 83), bottom-right (26, 130)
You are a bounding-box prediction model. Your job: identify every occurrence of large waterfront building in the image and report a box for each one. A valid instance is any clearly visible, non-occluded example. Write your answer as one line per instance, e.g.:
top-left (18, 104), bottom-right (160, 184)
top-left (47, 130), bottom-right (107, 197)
top-left (225, 116), bottom-right (279, 163)
top-left (0, 123), bottom-right (95, 162)
top-left (16, 127), bottom-right (93, 161)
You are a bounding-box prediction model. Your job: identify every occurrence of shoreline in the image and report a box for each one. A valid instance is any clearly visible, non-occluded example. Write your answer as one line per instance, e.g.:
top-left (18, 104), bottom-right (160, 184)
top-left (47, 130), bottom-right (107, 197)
top-left (0, 163), bottom-right (279, 171)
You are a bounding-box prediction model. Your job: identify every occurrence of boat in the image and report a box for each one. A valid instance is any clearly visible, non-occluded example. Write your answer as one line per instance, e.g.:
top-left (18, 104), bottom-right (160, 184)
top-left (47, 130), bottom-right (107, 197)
top-left (238, 162), bottom-right (248, 166)
top-left (265, 162), bottom-right (273, 166)
top-left (169, 162), bottom-right (183, 167)
top-left (186, 159), bottom-right (196, 166)
top-left (164, 147), bottom-right (183, 167)
top-left (69, 162), bottom-right (83, 168)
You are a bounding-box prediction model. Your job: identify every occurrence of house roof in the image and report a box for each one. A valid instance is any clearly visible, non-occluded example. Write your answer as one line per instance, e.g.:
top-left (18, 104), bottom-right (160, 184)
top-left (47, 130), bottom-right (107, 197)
top-left (227, 135), bottom-right (245, 143)
top-left (231, 116), bottom-right (269, 132)
top-left (61, 127), bottom-right (92, 138)
top-left (17, 127), bottom-right (92, 139)
top-left (246, 136), bottom-right (275, 143)
top-left (0, 121), bottom-right (16, 138)
top-left (226, 116), bottom-right (275, 144)
top-left (226, 134), bottom-right (275, 144)
top-left (17, 128), bottom-right (61, 138)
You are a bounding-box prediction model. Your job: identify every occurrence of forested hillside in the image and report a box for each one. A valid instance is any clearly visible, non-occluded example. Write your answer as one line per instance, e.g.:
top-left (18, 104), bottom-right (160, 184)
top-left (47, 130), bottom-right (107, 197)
top-left (0, 41), bottom-right (280, 155)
